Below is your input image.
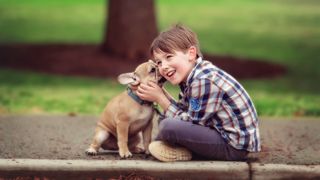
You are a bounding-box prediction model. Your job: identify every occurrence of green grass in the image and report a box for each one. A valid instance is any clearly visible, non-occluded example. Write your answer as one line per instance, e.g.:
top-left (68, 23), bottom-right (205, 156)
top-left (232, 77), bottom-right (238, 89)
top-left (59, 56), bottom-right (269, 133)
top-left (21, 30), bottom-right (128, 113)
top-left (0, 0), bottom-right (105, 43)
top-left (0, 69), bottom-right (121, 115)
top-left (156, 0), bottom-right (320, 82)
top-left (0, 0), bottom-right (319, 116)
top-left (0, 69), bottom-right (319, 117)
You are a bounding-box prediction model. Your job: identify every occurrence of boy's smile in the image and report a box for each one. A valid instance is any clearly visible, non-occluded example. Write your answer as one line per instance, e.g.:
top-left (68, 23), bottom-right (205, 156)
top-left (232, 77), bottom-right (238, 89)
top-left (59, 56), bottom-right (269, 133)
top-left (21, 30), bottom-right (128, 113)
top-left (154, 48), bottom-right (197, 85)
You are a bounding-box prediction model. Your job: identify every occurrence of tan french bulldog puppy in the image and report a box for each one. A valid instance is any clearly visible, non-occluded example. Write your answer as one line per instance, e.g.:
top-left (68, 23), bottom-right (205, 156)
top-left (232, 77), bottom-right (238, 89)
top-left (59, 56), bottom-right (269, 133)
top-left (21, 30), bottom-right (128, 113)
top-left (85, 60), bottom-right (165, 158)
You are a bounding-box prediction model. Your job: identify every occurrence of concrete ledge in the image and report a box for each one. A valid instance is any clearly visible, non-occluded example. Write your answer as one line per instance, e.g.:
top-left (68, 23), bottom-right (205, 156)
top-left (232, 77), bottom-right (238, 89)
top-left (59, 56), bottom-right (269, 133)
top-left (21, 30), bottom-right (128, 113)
top-left (0, 159), bottom-right (249, 179)
top-left (2, 159), bottom-right (320, 179)
top-left (251, 163), bottom-right (320, 180)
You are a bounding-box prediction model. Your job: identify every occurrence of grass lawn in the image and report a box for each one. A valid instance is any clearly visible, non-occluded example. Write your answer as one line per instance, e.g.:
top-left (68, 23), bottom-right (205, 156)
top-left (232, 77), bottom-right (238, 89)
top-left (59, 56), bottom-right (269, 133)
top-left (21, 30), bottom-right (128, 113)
top-left (1, 69), bottom-right (319, 117)
top-left (0, 0), bottom-right (319, 116)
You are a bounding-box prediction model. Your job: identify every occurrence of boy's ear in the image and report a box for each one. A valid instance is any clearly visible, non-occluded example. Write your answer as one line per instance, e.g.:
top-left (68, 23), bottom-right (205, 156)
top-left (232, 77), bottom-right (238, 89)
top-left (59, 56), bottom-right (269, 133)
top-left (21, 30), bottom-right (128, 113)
top-left (117, 72), bottom-right (135, 85)
top-left (188, 46), bottom-right (197, 61)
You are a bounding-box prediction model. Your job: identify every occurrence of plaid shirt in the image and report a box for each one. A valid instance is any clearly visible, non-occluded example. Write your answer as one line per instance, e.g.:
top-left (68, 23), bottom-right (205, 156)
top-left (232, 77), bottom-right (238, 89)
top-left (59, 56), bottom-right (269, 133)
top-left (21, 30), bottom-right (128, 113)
top-left (164, 57), bottom-right (261, 152)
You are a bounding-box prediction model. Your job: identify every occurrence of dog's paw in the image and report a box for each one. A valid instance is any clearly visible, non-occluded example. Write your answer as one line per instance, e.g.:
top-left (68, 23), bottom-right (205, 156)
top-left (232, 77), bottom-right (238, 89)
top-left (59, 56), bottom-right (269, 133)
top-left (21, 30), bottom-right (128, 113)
top-left (119, 150), bottom-right (133, 159)
top-left (85, 147), bottom-right (98, 156)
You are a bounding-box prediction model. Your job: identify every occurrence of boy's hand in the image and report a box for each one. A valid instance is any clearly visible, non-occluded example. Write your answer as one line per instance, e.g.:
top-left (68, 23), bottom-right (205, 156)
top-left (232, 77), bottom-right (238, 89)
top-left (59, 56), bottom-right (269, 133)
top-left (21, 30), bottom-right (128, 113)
top-left (137, 81), bottom-right (171, 111)
top-left (137, 81), bottom-right (163, 103)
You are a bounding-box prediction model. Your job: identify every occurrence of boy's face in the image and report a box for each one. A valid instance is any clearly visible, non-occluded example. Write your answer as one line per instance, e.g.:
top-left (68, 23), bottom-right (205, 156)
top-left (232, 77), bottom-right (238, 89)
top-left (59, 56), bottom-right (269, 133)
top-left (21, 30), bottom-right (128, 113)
top-left (153, 47), bottom-right (197, 85)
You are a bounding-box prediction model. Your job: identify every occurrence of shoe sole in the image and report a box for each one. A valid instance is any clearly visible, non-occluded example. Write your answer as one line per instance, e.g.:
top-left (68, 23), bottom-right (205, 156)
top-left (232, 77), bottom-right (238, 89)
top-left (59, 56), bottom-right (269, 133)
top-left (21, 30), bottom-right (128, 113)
top-left (149, 141), bottom-right (192, 162)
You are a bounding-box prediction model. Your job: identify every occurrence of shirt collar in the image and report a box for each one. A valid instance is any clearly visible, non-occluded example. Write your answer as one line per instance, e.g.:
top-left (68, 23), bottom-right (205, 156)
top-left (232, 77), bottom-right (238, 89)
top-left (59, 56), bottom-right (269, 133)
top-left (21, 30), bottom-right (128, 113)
top-left (185, 57), bottom-right (203, 86)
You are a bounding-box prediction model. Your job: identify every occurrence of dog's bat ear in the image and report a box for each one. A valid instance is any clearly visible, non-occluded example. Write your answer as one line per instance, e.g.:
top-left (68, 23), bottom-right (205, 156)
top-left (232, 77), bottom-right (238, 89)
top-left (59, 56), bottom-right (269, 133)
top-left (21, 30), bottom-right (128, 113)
top-left (117, 73), bottom-right (135, 85)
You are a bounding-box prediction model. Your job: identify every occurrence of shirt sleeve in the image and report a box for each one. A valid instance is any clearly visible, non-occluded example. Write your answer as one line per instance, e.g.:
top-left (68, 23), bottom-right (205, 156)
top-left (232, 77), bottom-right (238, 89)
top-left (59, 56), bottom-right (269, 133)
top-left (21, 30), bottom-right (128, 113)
top-left (164, 78), bottom-right (223, 124)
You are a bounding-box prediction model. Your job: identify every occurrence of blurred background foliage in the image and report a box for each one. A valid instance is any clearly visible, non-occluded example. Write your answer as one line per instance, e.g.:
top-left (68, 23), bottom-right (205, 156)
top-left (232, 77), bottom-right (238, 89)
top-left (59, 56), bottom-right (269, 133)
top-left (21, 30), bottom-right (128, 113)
top-left (0, 0), bottom-right (319, 116)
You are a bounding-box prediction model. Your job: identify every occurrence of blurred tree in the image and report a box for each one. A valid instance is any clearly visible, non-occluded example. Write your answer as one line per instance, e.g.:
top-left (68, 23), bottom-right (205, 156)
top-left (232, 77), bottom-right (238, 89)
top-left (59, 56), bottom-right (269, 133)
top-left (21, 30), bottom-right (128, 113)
top-left (102, 0), bottom-right (158, 60)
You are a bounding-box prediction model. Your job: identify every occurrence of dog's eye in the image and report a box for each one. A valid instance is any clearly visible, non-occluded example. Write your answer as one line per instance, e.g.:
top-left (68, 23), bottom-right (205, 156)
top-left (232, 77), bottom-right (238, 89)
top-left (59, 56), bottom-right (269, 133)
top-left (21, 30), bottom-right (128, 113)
top-left (150, 67), bottom-right (156, 73)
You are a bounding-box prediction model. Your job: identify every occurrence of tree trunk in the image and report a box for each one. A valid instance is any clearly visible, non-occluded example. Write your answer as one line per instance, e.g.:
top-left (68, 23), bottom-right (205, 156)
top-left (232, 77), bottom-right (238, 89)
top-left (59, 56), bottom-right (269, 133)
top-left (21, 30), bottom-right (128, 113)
top-left (102, 0), bottom-right (158, 60)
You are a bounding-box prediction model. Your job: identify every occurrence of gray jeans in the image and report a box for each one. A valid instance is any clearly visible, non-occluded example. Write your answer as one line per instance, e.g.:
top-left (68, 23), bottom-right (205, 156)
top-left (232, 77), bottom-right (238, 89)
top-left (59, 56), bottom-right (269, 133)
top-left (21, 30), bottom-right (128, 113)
top-left (155, 118), bottom-right (248, 161)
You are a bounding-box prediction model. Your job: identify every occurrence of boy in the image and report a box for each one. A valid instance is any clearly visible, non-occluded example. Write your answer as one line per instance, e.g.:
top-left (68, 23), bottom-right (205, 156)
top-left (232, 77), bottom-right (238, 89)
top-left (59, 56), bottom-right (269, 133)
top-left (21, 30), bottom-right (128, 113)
top-left (137, 24), bottom-right (260, 162)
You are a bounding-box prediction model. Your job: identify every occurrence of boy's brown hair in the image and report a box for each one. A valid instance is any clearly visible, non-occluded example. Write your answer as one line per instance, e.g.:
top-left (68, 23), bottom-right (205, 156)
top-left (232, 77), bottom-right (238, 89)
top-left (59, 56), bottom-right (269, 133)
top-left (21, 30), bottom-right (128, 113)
top-left (150, 24), bottom-right (203, 59)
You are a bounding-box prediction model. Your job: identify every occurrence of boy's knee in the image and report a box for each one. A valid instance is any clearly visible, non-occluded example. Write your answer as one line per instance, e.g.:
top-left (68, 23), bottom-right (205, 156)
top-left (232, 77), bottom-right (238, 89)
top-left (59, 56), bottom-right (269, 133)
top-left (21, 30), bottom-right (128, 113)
top-left (159, 118), bottom-right (180, 132)
top-left (158, 118), bottom-right (172, 133)
top-left (157, 118), bottom-right (179, 139)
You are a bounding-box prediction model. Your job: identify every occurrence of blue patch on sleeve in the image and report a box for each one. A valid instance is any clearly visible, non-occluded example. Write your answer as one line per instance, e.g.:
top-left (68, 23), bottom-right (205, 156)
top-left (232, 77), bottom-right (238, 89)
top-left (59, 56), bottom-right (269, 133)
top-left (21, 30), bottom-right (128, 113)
top-left (190, 98), bottom-right (201, 111)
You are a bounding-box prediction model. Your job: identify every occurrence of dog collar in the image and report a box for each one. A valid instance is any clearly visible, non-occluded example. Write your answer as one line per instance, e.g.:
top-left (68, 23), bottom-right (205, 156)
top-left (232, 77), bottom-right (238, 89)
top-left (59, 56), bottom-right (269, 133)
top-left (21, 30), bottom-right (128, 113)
top-left (127, 87), bottom-right (152, 106)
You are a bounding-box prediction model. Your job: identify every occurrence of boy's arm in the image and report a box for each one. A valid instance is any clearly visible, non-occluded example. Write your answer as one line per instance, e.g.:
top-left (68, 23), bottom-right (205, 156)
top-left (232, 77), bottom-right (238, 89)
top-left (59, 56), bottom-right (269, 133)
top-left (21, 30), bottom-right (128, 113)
top-left (155, 91), bottom-right (171, 111)
top-left (164, 78), bottom-right (222, 124)
top-left (161, 87), bottom-right (176, 102)
top-left (154, 87), bottom-right (184, 112)
top-left (136, 82), bottom-right (172, 111)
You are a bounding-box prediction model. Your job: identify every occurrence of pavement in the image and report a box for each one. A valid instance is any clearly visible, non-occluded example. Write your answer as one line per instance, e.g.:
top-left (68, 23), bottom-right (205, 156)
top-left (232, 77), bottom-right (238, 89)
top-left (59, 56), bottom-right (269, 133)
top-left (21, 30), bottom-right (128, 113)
top-left (0, 115), bottom-right (319, 179)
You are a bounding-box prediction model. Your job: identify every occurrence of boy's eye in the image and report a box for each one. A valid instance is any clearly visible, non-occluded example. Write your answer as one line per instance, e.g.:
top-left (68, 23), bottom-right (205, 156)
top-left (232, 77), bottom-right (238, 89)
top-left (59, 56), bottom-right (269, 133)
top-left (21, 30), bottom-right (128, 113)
top-left (166, 55), bottom-right (172, 59)
top-left (156, 61), bottom-right (162, 66)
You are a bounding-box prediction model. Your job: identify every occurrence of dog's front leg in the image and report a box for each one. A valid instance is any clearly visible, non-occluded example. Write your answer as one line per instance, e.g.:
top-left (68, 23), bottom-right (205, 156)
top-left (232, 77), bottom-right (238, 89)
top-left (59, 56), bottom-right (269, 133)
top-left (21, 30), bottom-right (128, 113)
top-left (142, 120), bottom-right (153, 155)
top-left (116, 121), bottom-right (132, 158)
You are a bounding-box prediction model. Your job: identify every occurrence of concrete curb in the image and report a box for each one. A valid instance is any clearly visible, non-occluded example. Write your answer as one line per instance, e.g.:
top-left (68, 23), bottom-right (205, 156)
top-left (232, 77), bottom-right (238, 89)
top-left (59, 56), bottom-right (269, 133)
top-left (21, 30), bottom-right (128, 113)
top-left (0, 159), bottom-right (249, 179)
top-left (251, 163), bottom-right (320, 180)
top-left (0, 159), bottom-right (319, 179)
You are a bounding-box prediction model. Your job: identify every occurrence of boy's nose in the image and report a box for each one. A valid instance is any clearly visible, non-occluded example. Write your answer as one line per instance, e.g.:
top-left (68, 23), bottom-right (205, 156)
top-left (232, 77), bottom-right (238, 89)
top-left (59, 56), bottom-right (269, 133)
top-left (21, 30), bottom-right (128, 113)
top-left (161, 60), bottom-right (169, 70)
top-left (160, 66), bottom-right (169, 74)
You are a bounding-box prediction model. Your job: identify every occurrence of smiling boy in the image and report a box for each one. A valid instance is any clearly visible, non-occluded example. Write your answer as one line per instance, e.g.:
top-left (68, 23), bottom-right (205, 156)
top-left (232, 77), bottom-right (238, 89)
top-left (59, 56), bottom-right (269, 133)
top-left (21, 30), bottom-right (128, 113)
top-left (137, 24), bottom-right (260, 162)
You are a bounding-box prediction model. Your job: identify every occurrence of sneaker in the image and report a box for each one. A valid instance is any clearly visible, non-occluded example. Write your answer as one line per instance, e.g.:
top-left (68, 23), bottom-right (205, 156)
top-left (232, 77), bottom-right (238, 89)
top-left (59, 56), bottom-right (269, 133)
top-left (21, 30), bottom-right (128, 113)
top-left (148, 141), bottom-right (192, 162)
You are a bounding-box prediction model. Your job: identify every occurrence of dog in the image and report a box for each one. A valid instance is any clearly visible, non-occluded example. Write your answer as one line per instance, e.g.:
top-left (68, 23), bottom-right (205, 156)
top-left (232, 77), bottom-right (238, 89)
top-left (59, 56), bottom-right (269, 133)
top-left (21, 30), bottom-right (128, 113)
top-left (85, 60), bottom-right (165, 158)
